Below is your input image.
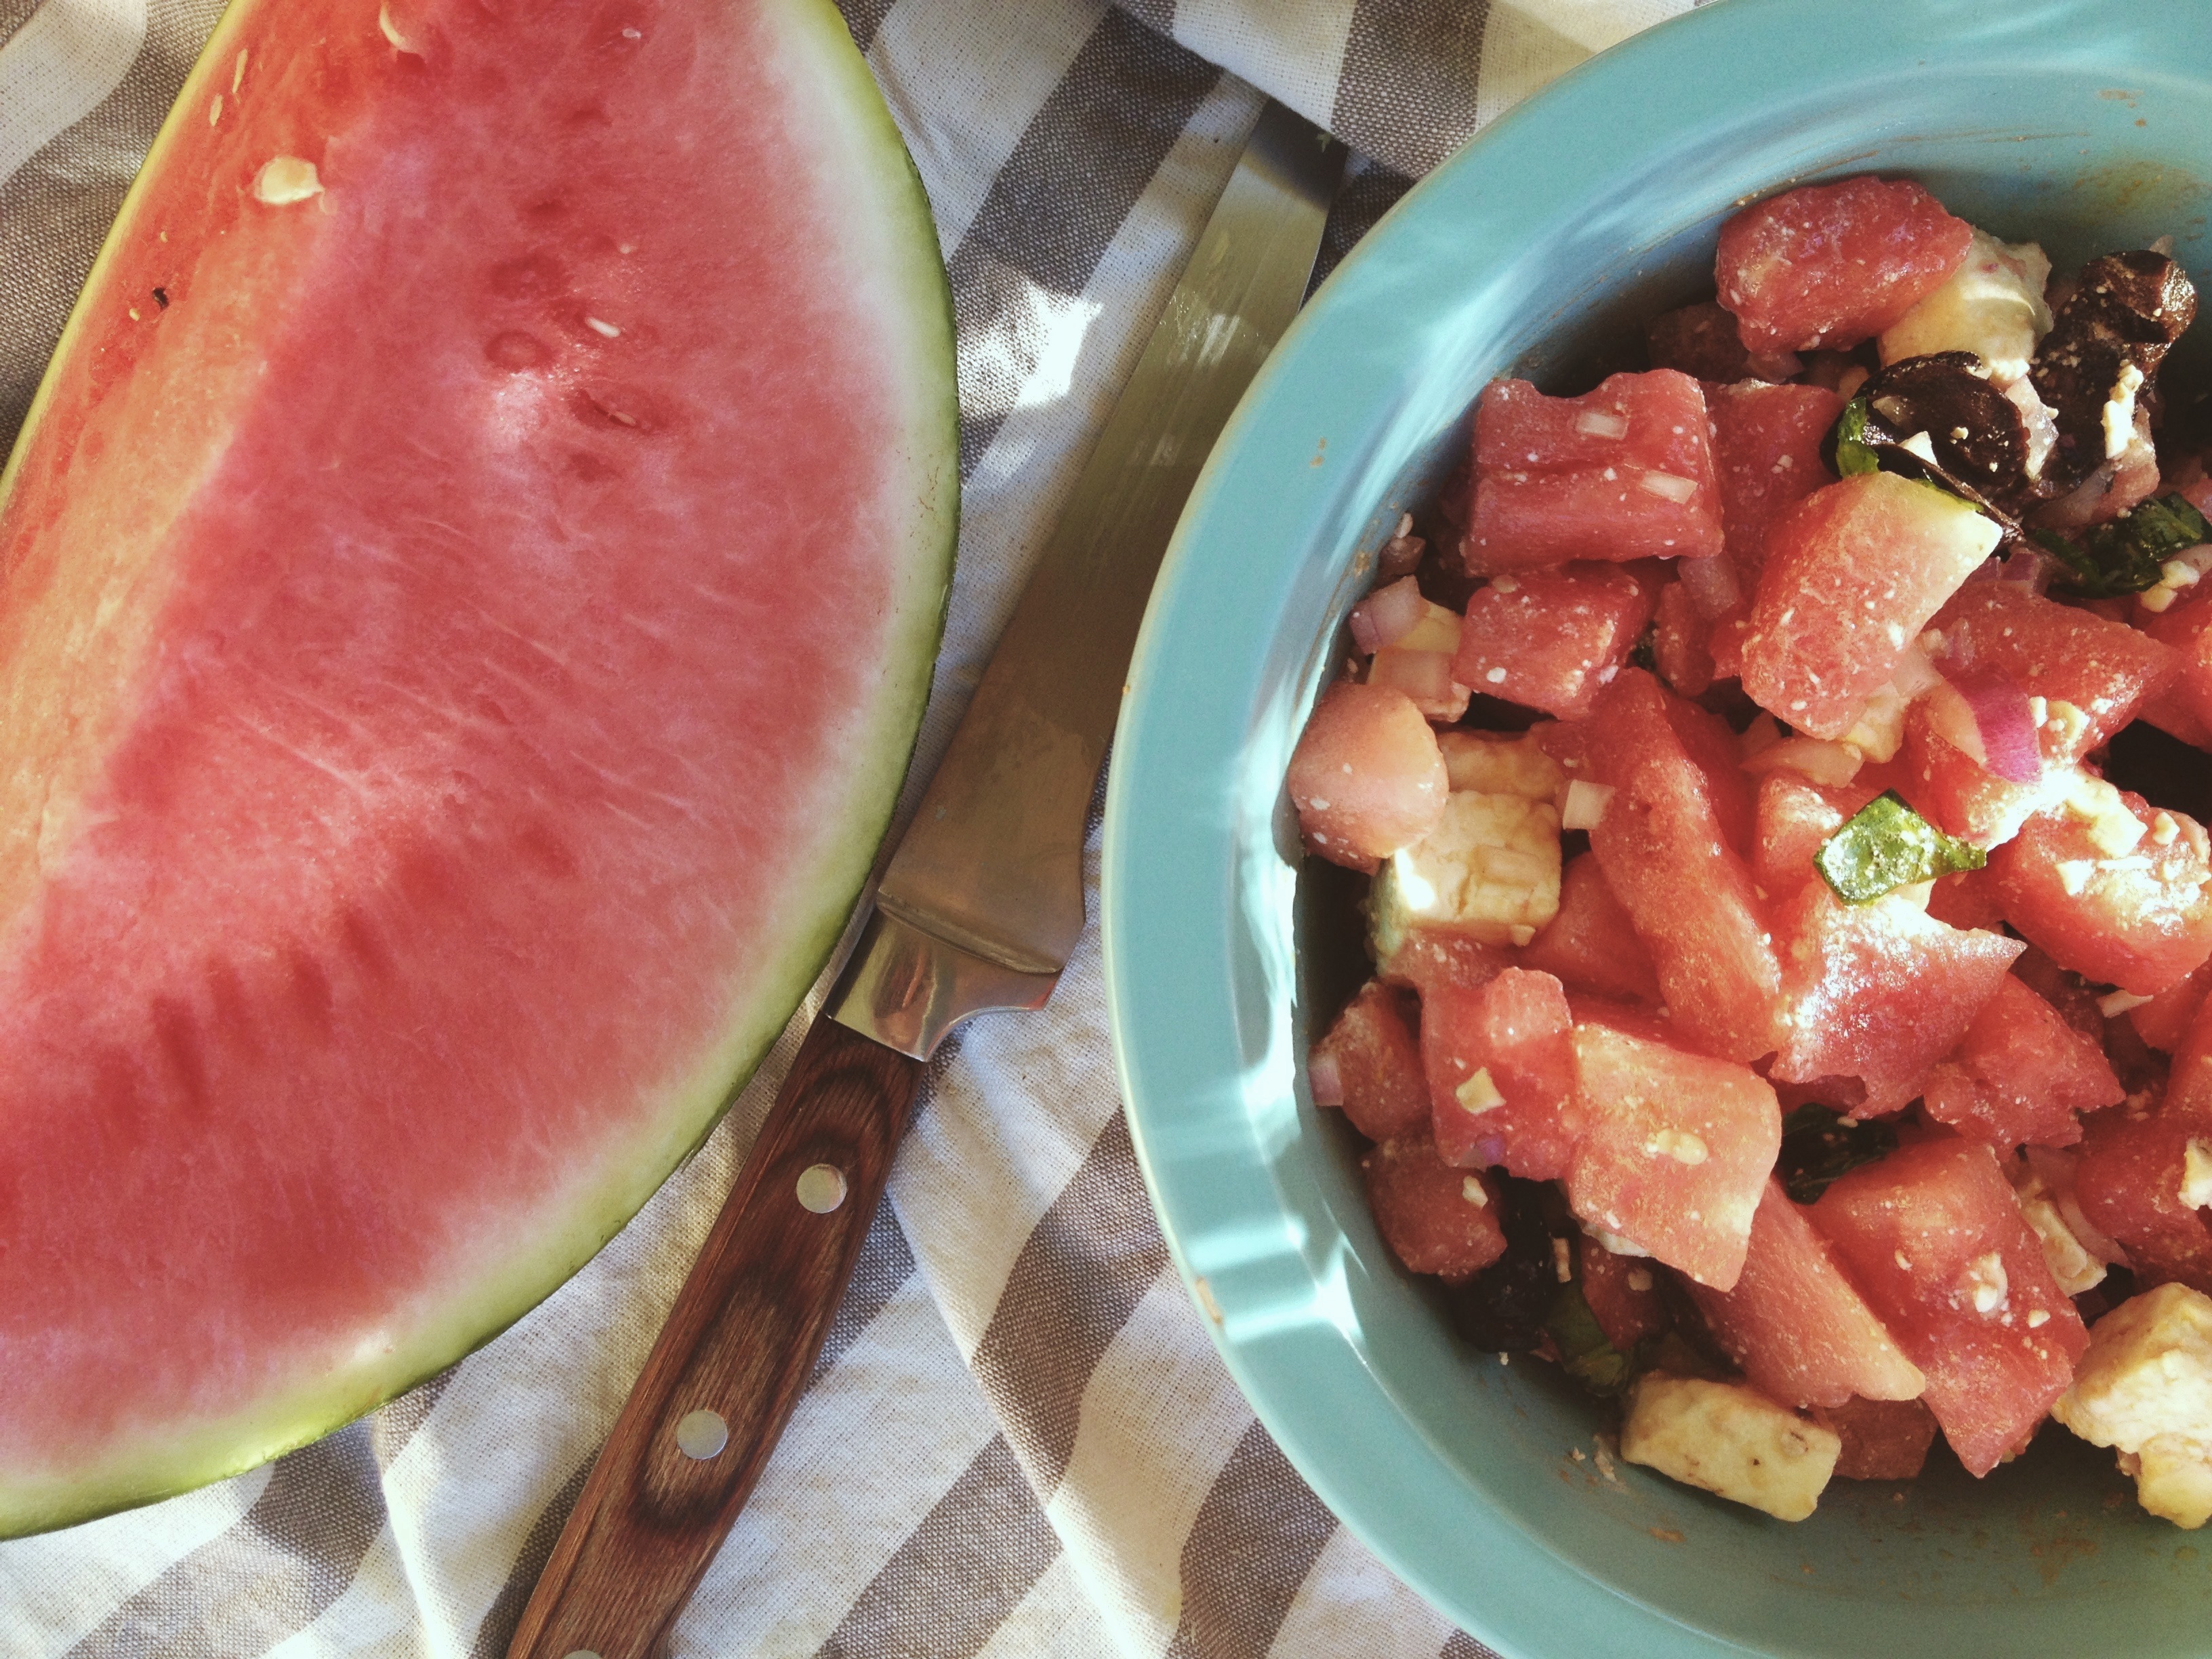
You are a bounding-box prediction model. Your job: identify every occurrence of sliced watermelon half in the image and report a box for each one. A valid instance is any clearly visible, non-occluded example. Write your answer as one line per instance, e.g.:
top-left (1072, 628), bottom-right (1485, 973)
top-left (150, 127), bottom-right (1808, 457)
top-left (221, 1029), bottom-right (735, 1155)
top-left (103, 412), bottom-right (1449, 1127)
top-left (0, 0), bottom-right (955, 1534)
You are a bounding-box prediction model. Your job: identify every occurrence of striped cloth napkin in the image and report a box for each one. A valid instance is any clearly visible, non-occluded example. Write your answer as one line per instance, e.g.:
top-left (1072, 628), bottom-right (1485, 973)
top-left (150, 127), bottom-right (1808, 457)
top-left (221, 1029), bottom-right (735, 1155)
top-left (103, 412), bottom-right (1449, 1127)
top-left (0, 0), bottom-right (1692, 1653)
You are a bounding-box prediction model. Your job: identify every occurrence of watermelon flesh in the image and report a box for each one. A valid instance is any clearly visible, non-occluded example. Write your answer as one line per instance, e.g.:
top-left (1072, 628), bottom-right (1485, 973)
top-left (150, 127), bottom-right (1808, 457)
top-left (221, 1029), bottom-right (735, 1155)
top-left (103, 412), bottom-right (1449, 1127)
top-left (1685, 1179), bottom-right (1925, 1410)
top-left (0, 0), bottom-right (954, 1534)
top-left (1809, 1136), bottom-right (2089, 1477)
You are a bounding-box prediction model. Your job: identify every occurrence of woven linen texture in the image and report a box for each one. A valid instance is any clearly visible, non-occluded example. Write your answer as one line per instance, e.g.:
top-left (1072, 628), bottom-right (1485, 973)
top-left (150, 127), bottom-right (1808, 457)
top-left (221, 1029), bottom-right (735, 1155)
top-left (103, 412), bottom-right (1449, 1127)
top-left (0, 0), bottom-right (1689, 1652)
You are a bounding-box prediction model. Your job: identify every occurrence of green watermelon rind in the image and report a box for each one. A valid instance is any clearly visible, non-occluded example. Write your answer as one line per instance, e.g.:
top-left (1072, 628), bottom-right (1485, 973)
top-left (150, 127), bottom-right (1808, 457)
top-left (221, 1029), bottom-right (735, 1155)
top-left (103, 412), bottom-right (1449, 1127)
top-left (0, 0), bottom-right (956, 1537)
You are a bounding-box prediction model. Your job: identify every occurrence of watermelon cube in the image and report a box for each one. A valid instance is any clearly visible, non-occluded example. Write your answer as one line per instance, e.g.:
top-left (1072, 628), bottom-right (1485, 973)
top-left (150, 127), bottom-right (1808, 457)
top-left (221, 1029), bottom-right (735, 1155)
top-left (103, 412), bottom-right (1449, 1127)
top-left (1807, 1134), bottom-right (2090, 1477)
top-left (1899, 693), bottom-right (2053, 847)
top-left (1466, 372), bottom-right (1723, 573)
top-left (2072, 1103), bottom-right (2212, 1296)
top-left (1561, 672), bottom-right (1783, 1062)
top-left (1741, 473), bottom-right (2002, 740)
top-left (1288, 681), bottom-right (1448, 872)
top-left (1706, 378), bottom-right (1843, 601)
top-left (1826, 1396), bottom-right (1940, 1481)
top-left (2135, 583), bottom-right (2212, 743)
top-left (1987, 786), bottom-right (2212, 997)
top-left (1518, 851), bottom-right (1664, 1006)
top-left (1564, 1022), bottom-right (1781, 1290)
top-left (1362, 1135), bottom-right (1509, 1284)
top-left (1453, 564), bottom-right (1660, 719)
top-left (1420, 968), bottom-right (1580, 1180)
top-left (1685, 1178), bottom-right (1926, 1409)
top-left (1924, 865), bottom-right (2009, 934)
top-left (1770, 885), bottom-right (2023, 1113)
top-left (1715, 176), bottom-right (1975, 353)
top-left (1652, 577), bottom-right (1717, 698)
top-left (1378, 928), bottom-right (1513, 1002)
top-left (1933, 583), bottom-right (2180, 760)
top-left (1311, 979), bottom-right (1431, 1143)
top-left (1753, 769), bottom-right (1880, 905)
top-left (2134, 962), bottom-right (2212, 1054)
top-left (1580, 1237), bottom-right (1669, 1353)
top-left (1919, 973), bottom-right (2123, 1150)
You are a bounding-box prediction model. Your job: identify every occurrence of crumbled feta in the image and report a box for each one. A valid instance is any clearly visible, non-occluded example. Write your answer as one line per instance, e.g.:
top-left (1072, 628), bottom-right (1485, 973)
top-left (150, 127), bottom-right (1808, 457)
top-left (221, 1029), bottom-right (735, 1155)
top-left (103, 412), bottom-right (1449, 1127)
top-left (2182, 1139), bottom-right (2212, 1210)
top-left (2054, 1284), bottom-right (2212, 1528)
top-left (1877, 230), bottom-right (2053, 384)
top-left (1619, 1374), bottom-right (1839, 1522)
top-left (2104, 361), bottom-right (2147, 461)
top-left (1645, 1128), bottom-right (1710, 1166)
top-left (1455, 1067), bottom-right (1505, 1115)
top-left (1958, 1250), bottom-right (2009, 1315)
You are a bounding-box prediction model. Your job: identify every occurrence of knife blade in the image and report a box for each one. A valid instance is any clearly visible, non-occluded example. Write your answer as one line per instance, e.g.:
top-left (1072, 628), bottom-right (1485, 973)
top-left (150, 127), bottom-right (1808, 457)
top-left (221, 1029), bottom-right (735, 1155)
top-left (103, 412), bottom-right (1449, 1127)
top-left (506, 100), bottom-right (1342, 1659)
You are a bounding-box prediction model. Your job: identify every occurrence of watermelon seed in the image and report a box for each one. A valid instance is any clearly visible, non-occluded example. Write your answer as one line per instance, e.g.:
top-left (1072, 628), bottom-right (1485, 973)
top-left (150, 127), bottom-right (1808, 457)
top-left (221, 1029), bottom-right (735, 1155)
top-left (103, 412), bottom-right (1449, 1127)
top-left (796, 1163), bottom-right (848, 1214)
top-left (674, 1409), bottom-right (729, 1460)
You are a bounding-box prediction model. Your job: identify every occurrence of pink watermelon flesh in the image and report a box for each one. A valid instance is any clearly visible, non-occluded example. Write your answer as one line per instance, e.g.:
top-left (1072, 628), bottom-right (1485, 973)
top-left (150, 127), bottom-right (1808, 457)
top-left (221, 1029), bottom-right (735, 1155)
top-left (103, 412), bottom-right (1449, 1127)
top-left (1563, 1021), bottom-right (1779, 1290)
top-left (0, 0), bottom-right (954, 1534)
top-left (1715, 177), bottom-right (1974, 354)
top-left (1809, 1135), bottom-right (2089, 1477)
top-left (1771, 885), bottom-right (2022, 1113)
top-left (1685, 1178), bottom-right (1925, 1410)
top-left (1741, 473), bottom-right (2001, 740)
top-left (1560, 672), bottom-right (1782, 1063)
top-left (1464, 372), bottom-right (1723, 573)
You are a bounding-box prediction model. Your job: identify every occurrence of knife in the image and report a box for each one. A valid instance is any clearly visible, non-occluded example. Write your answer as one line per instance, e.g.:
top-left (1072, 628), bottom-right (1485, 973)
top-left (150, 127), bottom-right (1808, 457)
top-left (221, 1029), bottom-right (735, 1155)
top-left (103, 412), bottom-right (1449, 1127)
top-left (505, 99), bottom-right (1343, 1659)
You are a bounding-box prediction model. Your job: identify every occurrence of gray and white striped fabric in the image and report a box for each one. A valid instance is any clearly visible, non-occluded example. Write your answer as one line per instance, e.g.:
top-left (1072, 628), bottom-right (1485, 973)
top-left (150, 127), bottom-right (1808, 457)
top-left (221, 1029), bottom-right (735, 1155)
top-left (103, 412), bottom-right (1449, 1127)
top-left (0, 0), bottom-right (1692, 1652)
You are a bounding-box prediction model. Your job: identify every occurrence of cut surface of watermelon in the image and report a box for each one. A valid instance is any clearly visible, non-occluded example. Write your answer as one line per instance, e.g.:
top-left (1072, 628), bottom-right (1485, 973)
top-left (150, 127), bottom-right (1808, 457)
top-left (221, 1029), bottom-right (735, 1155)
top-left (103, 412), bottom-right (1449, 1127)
top-left (0, 0), bottom-right (954, 1534)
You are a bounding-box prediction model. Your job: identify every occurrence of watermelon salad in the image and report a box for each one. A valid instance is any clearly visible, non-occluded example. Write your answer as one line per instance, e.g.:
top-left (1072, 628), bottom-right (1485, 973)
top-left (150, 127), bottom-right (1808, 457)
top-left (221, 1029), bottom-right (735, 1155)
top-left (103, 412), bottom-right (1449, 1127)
top-left (1291, 174), bottom-right (2212, 1526)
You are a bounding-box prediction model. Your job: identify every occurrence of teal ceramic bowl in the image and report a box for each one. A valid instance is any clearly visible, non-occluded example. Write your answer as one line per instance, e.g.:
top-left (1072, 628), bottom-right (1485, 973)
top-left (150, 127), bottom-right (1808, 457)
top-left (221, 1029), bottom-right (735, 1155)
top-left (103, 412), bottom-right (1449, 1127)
top-left (1101, 1), bottom-right (2212, 1653)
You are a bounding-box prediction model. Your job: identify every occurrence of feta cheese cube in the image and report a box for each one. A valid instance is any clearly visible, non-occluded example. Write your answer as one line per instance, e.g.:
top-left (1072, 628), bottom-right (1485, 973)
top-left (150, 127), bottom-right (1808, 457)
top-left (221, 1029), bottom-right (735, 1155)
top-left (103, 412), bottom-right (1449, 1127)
top-left (2053, 1283), bottom-right (2212, 1528)
top-left (1877, 230), bottom-right (2052, 385)
top-left (1371, 787), bottom-right (1561, 960)
top-left (1620, 1373), bottom-right (1840, 1522)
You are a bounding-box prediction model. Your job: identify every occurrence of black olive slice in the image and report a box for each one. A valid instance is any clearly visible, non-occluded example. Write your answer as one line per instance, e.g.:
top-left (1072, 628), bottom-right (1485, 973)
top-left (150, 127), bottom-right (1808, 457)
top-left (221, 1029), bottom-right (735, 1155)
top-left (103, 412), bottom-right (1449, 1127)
top-left (1826, 351), bottom-right (2032, 531)
top-left (2030, 251), bottom-right (2198, 494)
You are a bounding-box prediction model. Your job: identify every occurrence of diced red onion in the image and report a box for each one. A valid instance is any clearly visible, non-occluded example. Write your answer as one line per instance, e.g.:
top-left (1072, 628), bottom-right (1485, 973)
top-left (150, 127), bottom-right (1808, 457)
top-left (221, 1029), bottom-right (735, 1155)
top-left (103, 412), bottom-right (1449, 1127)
top-left (1308, 1049), bottom-right (1345, 1107)
top-left (1677, 554), bottom-right (1741, 617)
top-left (1473, 1133), bottom-right (1509, 1168)
top-left (1637, 470), bottom-right (1700, 504)
top-left (1575, 409), bottom-right (1630, 440)
top-left (1561, 780), bottom-right (1615, 831)
top-left (1889, 638), bottom-right (1945, 700)
top-left (1349, 575), bottom-right (1427, 655)
top-left (1942, 666), bottom-right (2041, 783)
top-left (1923, 680), bottom-right (1987, 766)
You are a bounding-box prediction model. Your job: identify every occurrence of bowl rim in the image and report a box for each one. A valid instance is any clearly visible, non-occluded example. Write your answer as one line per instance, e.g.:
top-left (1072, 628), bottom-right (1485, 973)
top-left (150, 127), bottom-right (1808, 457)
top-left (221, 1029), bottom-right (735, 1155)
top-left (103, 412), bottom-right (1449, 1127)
top-left (1101, 0), bottom-right (2212, 1652)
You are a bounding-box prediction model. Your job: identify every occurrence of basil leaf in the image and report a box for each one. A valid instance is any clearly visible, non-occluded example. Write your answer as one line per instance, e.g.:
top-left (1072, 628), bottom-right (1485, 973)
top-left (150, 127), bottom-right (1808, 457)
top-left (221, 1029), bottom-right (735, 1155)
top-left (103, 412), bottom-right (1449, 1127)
top-left (1814, 790), bottom-right (1988, 905)
top-left (1778, 1103), bottom-right (1898, 1205)
top-left (1832, 392), bottom-right (1883, 476)
top-left (2036, 492), bottom-right (2212, 599)
top-left (1544, 1279), bottom-right (1639, 1397)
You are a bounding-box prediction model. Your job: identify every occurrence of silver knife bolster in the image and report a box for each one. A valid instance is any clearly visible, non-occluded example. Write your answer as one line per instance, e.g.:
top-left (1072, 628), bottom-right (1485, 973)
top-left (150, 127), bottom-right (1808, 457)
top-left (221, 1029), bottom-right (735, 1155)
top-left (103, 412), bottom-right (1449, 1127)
top-left (867, 104), bottom-right (1343, 981)
top-left (827, 908), bottom-right (1059, 1061)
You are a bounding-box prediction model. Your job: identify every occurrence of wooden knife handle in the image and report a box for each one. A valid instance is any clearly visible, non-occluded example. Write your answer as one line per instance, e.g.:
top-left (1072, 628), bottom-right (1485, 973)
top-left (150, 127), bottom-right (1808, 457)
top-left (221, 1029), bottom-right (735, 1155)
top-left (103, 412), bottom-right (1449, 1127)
top-left (506, 1015), bottom-right (924, 1659)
